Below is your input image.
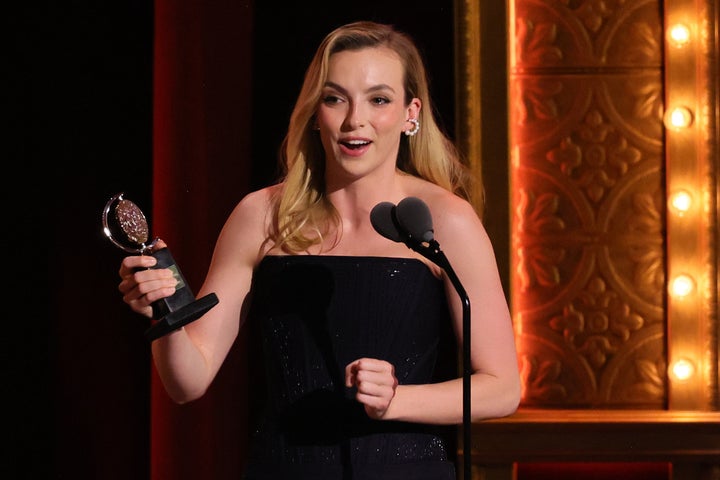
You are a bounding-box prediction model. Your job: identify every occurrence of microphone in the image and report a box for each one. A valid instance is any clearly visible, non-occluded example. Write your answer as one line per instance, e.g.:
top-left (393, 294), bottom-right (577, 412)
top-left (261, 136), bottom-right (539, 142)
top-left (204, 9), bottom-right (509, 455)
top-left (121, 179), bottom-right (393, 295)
top-left (369, 201), bottom-right (404, 243)
top-left (395, 196), bottom-right (434, 243)
top-left (370, 197), bottom-right (435, 249)
top-left (370, 197), bottom-right (473, 480)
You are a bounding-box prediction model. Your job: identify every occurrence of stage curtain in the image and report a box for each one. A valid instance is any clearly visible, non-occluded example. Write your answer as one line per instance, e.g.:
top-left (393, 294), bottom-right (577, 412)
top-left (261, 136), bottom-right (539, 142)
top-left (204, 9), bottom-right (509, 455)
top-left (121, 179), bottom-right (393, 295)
top-left (151, 1), bottom-right (253, 478)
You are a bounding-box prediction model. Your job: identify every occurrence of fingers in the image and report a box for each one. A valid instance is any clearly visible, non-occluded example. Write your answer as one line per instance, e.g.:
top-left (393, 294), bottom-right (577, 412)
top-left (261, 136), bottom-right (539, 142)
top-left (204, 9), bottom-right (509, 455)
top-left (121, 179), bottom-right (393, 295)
top-left (118, 254), bottom-right (177, 318)
top-left (346, 358), bottom-right (396, 387)
top-left (149, 238), bottom-right (168, 252)
top-left (117, 238), bottom-right (168, 276)
top-left (345, 358), bottom-right (398, 419)
top-left (118, 254), bottom-right (156, 276)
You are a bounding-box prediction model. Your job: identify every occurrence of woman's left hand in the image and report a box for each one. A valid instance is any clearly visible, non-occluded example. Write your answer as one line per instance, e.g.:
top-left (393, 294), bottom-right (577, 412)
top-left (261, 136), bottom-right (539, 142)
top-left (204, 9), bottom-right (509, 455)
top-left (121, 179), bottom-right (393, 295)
top-left (345, 358), bottom-right (398, 419)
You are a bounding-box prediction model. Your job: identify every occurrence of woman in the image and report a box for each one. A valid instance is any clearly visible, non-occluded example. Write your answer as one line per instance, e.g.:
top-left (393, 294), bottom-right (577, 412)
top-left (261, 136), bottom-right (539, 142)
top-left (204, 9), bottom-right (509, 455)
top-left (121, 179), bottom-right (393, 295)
top-left (118, 21), bottom-right (520, 480)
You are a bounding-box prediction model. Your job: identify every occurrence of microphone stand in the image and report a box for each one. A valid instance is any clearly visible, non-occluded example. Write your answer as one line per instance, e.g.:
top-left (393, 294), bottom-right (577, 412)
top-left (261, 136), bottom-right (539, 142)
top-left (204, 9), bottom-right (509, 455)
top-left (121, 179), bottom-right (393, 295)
top-left (404, 237), bottom-right (472, 480)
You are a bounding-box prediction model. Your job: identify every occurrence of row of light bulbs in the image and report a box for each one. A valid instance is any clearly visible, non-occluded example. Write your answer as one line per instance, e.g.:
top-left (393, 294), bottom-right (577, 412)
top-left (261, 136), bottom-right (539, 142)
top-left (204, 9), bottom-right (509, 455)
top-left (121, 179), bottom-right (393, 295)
top-left (664, 21), bottom-right (696, 384)
top-left (664, 23), bottom-right (693, 130)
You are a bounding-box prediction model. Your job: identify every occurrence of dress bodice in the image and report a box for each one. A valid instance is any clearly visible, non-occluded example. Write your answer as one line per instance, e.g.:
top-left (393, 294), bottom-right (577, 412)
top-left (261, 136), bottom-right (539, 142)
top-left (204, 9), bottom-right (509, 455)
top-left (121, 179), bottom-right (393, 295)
top-left (243, 255), bottom-right (457, 480)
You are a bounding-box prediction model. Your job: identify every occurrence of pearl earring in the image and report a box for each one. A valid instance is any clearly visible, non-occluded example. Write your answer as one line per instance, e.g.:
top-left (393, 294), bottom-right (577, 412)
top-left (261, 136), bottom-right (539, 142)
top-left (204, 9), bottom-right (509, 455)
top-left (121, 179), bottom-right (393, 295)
top-left (404, 118), bottom-right (420, 136)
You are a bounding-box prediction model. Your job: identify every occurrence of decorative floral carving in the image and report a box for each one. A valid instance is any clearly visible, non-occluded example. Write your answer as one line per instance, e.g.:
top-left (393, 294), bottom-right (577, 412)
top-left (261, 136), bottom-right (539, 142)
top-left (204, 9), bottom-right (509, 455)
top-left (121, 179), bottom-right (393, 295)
top-left (512, 78), bottom-right (564, 126)
top-left (623, 22), bottom-right (662, 64)
top-left (625, 356), bottom-right (666, 400)
top-left (514, 188), bottom-right (566, 291)
top-left (549, 276), bottom-right (644, 368)
top-left (630, 78), bottom-right (663, 120)
top-left (626, 193), bottom-right (665, 300)
top-left (546, 136), bottom-right (582, 175)
top-left (515, 17), bottom-right (562, 65)
top-left (547, 109), bottom-right (642, 202)
top-left (563, 0), bottom-right (614, 33)
top-left (520, 353), bottom-right (567, 401)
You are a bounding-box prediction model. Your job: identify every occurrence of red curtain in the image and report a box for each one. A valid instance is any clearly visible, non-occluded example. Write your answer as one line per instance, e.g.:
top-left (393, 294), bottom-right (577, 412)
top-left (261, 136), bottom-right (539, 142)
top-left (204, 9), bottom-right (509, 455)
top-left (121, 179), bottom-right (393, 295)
top-left (151, 1), bottom-right (254, 478)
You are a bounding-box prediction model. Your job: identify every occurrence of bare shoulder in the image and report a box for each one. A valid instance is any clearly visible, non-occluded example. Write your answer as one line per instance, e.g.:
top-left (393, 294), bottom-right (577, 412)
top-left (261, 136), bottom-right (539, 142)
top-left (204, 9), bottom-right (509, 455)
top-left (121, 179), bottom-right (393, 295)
top-left (403, 179), bottom-right (500, 281)
top-left (222, 184), bottom-right (281, 236)
top-left (404, 178), bottom-right (485, 241)
top-left (216, 185), bottom-right (279, 264)
top-left (230, 185), bottom-right (278, 221)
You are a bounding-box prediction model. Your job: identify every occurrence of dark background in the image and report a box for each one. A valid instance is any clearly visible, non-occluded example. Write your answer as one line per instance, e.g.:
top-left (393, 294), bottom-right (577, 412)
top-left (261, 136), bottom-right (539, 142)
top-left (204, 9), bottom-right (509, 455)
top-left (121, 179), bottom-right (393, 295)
top-left (8, 2), bottom-right (463, 479)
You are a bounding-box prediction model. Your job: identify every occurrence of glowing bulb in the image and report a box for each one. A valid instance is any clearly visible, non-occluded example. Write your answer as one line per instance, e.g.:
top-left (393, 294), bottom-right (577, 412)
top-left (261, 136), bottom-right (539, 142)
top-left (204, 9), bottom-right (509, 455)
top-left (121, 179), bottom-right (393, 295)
top-left (667, 24), bottom-right (691, 47)
top-left (671, 358), bottom-right (695, 380)
top-left (664, 106), bottom-right (694, 129)
top-left (669, 190), bottom-right (693, 215)
top-left (671, 274), bottom-right (695, 297)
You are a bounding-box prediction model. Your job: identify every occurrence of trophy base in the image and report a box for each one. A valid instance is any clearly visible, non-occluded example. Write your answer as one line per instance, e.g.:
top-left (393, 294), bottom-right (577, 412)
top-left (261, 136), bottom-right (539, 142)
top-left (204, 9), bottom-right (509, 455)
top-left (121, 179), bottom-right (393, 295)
top-left (144, 293), bottom-right (219, 342)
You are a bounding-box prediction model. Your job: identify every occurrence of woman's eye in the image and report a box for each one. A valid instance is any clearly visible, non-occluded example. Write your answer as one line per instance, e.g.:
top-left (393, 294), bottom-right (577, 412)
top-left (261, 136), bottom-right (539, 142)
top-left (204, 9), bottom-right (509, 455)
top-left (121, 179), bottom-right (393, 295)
top-left (322, 95), bottom-right (343, 104)
top-left (372, 97), bottom-right (390, 105)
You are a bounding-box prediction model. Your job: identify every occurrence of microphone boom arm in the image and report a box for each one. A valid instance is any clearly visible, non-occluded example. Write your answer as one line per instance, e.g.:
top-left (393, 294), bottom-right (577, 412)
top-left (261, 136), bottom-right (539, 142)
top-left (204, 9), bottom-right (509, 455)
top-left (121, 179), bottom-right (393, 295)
top-left (370, 197), bottom-right (473, 479)
top-left (404, 238), bottom-right (472, 480)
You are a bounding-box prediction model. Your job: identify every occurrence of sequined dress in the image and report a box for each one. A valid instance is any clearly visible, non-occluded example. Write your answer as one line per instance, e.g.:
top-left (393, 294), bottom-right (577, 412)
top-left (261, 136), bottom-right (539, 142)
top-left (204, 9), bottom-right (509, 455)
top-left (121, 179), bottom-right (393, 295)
top-left (242, 255), bottom-right (458, 480)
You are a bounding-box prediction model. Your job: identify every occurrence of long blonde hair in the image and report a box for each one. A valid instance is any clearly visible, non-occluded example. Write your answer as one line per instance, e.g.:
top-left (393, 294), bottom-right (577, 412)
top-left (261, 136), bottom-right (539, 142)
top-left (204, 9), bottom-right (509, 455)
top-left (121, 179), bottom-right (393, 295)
top-left (272, 21), bottom-right (472, 253)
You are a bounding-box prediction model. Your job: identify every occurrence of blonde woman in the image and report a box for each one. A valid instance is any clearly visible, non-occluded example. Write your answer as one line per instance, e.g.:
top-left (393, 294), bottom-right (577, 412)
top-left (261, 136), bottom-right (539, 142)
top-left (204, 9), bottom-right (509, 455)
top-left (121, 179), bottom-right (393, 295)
top-left (118, 21), bottom-right (520, 480)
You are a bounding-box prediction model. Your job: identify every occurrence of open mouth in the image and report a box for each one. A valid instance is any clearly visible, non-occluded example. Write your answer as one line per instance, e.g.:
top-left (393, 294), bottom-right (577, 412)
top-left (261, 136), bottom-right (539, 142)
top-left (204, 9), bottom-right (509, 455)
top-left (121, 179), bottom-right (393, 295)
top-left (340, 139), bottom-right (371, 150)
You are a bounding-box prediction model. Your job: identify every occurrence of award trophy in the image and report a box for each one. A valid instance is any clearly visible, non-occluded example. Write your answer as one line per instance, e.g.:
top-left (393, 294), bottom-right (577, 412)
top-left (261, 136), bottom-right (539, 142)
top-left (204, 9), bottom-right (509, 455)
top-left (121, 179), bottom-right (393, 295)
top-left (102, 192), bottom-right (219, 341)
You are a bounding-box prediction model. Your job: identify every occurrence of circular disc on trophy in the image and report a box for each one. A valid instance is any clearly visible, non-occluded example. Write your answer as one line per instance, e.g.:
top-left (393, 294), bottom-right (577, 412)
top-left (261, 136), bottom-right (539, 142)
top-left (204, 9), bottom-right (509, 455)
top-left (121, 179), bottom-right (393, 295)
top-left (102, 192), bottom-right (157, 254)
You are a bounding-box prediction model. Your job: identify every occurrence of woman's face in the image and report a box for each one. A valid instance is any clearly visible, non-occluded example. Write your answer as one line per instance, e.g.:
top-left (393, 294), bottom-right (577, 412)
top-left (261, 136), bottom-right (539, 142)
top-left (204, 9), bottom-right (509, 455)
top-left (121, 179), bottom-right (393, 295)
top-left (316, 46), bottom-right (420, 184)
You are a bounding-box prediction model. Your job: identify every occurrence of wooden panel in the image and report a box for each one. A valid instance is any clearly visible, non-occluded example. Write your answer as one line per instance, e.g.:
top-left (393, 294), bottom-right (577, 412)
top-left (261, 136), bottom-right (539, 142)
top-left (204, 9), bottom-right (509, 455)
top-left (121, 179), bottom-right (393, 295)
top-left (470, 409), bottom-right (720, 463)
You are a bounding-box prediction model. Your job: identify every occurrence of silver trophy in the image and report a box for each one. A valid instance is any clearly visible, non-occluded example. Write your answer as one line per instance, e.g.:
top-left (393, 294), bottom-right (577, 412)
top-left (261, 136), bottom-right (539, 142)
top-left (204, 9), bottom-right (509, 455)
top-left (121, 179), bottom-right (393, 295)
top-left (102, 192), bottom-right (218, 341)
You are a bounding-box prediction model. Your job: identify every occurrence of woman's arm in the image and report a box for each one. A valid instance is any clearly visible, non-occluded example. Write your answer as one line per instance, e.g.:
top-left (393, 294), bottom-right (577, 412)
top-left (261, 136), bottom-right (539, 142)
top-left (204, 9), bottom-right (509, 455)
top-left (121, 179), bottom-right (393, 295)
top-left (346, 193), bottom-right (521, 424)
top-left (117, 189), bottom-right (273, 403)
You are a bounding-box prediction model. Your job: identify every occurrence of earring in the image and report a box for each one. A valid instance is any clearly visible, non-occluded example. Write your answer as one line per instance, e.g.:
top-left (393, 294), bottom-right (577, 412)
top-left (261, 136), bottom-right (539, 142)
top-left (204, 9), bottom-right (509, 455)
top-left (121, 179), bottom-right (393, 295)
top-left (404, 118), bottom-right (420, 136)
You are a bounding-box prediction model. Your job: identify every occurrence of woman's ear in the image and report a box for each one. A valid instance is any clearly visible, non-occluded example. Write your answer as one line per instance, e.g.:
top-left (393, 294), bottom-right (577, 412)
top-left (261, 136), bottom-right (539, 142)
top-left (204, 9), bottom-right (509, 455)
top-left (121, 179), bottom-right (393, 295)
top-left (407, 98), bottom-right (422, 119)
top-left (403, 99), bottom-right (422, 136)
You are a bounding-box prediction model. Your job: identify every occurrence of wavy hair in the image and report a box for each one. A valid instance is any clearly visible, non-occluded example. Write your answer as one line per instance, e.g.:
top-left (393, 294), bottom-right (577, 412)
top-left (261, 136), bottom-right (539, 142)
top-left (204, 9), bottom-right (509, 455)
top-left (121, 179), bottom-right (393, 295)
top-left (272, 21), bottom-right (473, 253)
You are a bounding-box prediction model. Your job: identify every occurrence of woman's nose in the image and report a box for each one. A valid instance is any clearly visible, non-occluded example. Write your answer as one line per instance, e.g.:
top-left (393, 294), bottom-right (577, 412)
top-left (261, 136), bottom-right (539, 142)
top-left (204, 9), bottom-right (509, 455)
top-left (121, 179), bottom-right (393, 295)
top-left (343, 103), bottom-right (365, 130)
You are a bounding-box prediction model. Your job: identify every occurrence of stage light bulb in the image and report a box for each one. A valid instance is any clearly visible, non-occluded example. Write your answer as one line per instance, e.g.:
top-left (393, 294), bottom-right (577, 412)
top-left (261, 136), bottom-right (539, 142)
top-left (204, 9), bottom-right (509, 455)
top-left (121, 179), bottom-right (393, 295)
top-left (667, 24), bottom-right (691, 47)
top-left (669, 190), bottom-right (693, 215)
top-left (671, 274), bottom-right (695, 297)
top-left (664, 106), bottom-right (694, 129)
top-left (671, 358), bottom-right (695, 381)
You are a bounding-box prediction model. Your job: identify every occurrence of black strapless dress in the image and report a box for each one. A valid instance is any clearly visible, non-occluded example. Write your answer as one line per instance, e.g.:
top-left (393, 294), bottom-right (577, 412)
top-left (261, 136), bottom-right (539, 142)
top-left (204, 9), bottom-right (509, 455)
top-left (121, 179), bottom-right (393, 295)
top-left (242, 255), bottom-right (457, 480)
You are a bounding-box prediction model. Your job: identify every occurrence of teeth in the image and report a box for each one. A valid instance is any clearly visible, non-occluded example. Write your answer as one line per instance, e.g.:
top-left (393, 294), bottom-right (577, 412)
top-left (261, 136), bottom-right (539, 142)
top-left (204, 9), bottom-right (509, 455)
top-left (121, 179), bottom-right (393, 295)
top-left (346, 140), bottom-right (369, 145)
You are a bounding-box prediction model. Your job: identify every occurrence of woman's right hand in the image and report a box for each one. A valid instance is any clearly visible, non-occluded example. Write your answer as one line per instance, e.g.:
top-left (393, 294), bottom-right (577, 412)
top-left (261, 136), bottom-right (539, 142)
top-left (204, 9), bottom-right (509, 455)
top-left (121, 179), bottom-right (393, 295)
top-left (117, 239), bottom-right (178, 319)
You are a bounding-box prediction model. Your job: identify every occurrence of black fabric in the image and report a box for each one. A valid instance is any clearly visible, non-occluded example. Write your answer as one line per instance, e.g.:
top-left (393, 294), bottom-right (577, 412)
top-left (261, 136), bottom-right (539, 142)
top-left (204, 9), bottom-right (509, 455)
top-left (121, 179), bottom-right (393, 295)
top-left (243, 255), bottom-right (457, 480)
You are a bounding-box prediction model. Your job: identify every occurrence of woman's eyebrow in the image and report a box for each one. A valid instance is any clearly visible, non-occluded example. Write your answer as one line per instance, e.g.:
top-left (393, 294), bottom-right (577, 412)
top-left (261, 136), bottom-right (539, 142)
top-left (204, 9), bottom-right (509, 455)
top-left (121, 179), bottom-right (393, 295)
top-left (323, 81), bottom-right (396, 95)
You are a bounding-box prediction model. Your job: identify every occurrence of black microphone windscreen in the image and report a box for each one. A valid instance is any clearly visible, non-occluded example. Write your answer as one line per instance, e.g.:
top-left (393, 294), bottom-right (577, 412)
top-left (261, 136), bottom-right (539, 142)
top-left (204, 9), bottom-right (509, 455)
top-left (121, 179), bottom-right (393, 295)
top-left (395, 197), bottom-right (434, 242)
top-left (370, 202), bottom-right (404, 243)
